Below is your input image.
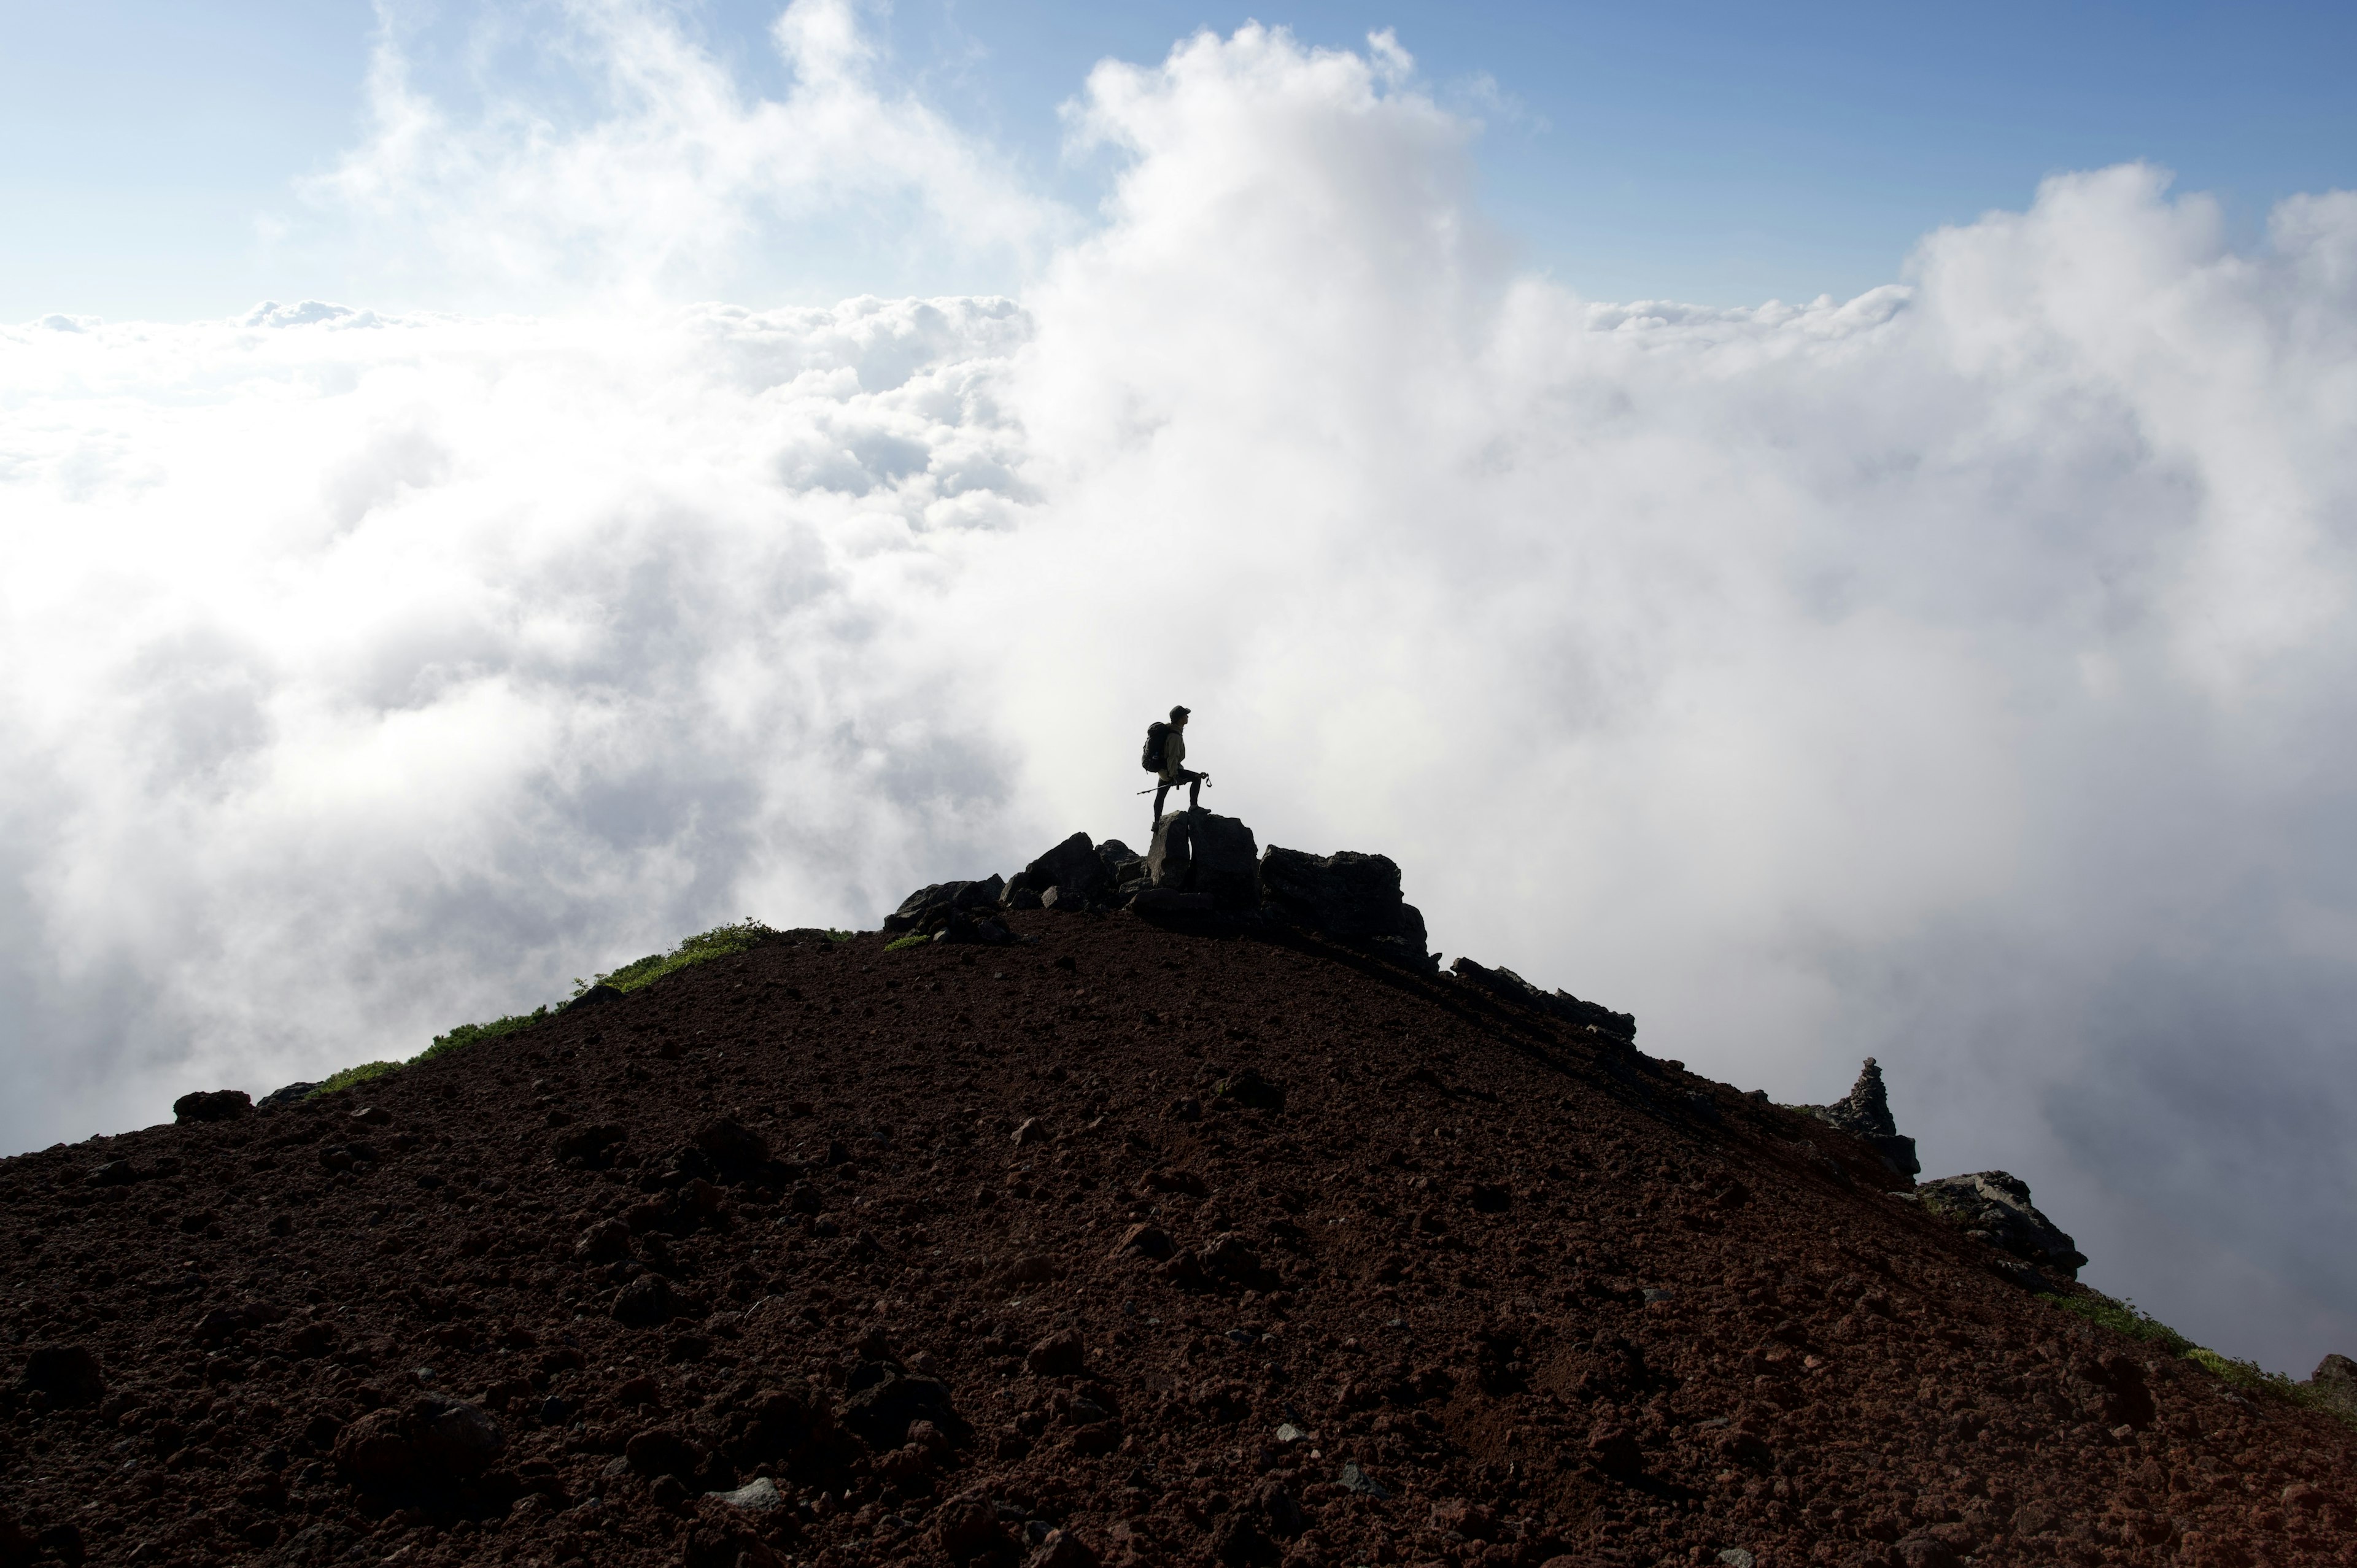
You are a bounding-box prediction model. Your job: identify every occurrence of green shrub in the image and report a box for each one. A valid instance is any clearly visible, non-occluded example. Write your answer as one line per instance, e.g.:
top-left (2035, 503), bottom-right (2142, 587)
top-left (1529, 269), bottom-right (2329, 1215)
top-left (571, 917), bottom-right (780, 997)
top-left (2038, 1290), bottom-right (2194, 1356)
top-left (415, 1006), bottom-right (552, 1064)
top-left (313, 1060), bottom-right (404, 1095)
top-left (883, 933), bottom-right (931, 952)
top-left (2041, 1289), bottom-right (2322, 1410)
top-left (2186, 1347), bottom-right (2304, 1400)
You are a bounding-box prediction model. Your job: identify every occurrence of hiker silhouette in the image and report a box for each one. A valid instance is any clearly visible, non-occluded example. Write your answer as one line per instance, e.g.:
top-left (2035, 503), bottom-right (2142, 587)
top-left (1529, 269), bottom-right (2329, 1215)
top-left (1142, 705), bottom-right (1207, 827)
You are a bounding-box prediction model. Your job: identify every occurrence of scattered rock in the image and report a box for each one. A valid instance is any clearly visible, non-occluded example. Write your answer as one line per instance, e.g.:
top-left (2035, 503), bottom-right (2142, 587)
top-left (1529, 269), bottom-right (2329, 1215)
top-left (1110, 1222), bottom-right (1174, 1261)
top-left (840, 1369), bottom-right (962, 1451)
top-left (17, 1345), bottom-right (103, 1408)
top-left (331, 1399), bottom-right (503, 1488)
top-left (611, 1276), bottom-right (681, 1327)
top-left (576, 1219), bottom-right (633, 1264)
top-left (1337, 1461), bottom-right (1390, 1499)
top-left (1916, 1171), bottom-right (2087, 1278)
top-left (1147, 810), bottom-right (1260, 909)
top-left (1025, 1329), bottom-right (1086, 1377)
top-left (1447, 957), bottom-right (1635, 1042)
top-left (694, 1116), bottom-right (768, 1174)
top-left (1801, 1058), bottom-right (1921, 1177)
top-left (625, 1427), bottom-right (703, 1479)
top-left (172, 1090), bottom-right (252, 1124)
top-left (705, 1476), bottom-right (784, 1512)
top-left (552, 1123), bottom-right (626, 1164)
top-left (1210, 1065), bottom-right (1284, 1112)
top-left (565, 983), bottom-right (625, 1011)
top-left (257, 1083), bottom-right (317, 1110)
top-left (1025, 1527), bottom-right (1100, 1568)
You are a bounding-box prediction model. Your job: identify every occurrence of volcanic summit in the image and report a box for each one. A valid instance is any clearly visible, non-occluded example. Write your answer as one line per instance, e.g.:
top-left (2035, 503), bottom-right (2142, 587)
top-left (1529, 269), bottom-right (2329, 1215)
top-left (4, 814), bottom-right (2354, 1568)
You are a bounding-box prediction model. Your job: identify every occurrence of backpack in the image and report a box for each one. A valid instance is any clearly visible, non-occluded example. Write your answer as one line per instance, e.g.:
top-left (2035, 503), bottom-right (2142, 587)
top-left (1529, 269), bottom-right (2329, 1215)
top-left (1141, 721), bottom-right (1169, 773)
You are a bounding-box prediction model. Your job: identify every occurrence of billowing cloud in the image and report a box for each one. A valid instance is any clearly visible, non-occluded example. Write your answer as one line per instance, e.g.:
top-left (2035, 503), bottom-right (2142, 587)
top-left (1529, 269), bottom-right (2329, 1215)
top-left (6, 10), bottom-right (2357, 1375)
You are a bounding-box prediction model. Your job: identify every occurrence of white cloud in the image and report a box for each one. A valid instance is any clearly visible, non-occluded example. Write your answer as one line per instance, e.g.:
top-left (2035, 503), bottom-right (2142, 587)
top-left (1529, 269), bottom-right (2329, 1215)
top-left (7, 13), bottom-right (2357, 1376)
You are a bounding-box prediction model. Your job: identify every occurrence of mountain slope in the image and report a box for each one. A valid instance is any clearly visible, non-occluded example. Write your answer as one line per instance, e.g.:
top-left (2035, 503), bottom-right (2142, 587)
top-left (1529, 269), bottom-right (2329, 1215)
top-left (3, 910), bottom-right (2351, 1568)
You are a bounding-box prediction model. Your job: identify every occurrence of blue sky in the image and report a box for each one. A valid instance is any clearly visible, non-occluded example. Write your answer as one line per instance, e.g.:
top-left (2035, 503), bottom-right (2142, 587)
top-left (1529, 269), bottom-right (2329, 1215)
top-left (4, 0), bottom-right (2351, 320)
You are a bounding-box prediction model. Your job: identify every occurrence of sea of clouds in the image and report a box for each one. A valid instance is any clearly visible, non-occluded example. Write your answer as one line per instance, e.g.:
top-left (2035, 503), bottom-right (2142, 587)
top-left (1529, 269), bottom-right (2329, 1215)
top-left (6, 0), bottom-right (2357, 1372)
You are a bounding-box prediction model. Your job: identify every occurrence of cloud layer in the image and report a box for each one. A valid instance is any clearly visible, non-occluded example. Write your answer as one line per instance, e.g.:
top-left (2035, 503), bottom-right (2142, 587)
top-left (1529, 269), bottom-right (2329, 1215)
top-left (7, 3), bottom-right (2357, 1373)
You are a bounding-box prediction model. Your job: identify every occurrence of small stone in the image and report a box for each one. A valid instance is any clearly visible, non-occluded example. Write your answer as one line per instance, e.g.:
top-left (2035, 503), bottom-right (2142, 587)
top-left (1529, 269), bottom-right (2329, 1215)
top-left (575, 1220), bottom-right (632, 1264)
top-left (17, 1345), bottom-right (104, 1407)
top-left (610, 1276), bottom-right (679, 1328)
top-left (705, 1477), bottom-right (784, 1512)
top-left (695, 1116), bottom-right (769, 1173)
top-left (1110, 1223), bottom-right (1174, 1261)
top-left (1716, 1551), bottom-right (1755, 1568)
top-left (1012, 1117), bottom-right (1047, 1146)
top-left (1024, 1528), bottom-right (1100, 1568)
top-left (411, 1399), bottom-right (504, 1475)
top-left (332, 1408), bottom-right (417, 1487)
top-left (350, 1105), bottom-right (393, 1126)
top-left (1026, 1329), bottom-right (1086, 1377)
top-left (1337, 1461), bottom-right (1390, 1499)
top-left (624, 1427), bottom-right (702, 1479)
top-left (1274, 1423), bottom-right (1306, 1444)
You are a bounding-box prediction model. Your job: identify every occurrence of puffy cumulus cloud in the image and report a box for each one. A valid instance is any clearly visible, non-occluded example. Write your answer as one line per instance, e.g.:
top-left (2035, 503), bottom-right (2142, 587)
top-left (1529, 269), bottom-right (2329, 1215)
top-left (0, 296), bottom-right (1037, 1156)
top-left (7, 15), bottom-right (2357, 1372)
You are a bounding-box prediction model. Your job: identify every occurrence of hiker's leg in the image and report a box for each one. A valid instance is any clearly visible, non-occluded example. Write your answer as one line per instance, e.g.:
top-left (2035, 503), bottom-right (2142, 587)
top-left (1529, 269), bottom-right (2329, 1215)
top-left (1153, 781), bottom-right (1171, 821)
top-left (1186, 771), bottom-right (1201, 809)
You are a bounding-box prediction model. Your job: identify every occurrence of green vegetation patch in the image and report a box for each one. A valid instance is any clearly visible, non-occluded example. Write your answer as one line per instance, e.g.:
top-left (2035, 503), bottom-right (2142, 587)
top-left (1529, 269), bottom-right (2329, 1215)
top-left (311, 917), bottom-right (786, 1098)
top-left (883, 933), bottom-right (931, 953)
top-left (2039, 1290), bottom-right (2194, 1356)
top-left (2039, 1288), bottom-right (2338, 1418)
top-left (573, 917), bottom-right (780, 998)
top-left (313, 1060), bottom-right (403, 1096)
top-left (415, 1007), bottom-right (554, 1064)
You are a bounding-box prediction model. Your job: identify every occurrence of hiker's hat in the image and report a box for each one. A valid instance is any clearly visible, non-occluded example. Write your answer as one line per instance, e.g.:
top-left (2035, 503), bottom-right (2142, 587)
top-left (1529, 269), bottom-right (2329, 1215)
top-left (1170, 705), bottom-right (1191, 720)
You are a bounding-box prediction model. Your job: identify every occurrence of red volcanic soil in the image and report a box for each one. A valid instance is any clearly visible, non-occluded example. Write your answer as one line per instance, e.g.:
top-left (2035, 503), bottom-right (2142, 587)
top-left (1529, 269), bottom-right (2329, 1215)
top-left (4, 911), bottom-right (2355, 1568)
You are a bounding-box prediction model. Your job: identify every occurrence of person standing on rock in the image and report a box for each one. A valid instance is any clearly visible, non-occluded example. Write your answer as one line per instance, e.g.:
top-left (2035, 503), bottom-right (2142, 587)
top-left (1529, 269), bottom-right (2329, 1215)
top-left (1145, 705), bottom-right (1208, 827)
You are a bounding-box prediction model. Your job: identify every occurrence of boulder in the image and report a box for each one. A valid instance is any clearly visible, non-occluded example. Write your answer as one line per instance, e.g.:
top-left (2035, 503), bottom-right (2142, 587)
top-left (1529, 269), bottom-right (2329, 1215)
top-left (1148, 810), bottom-right (1259, 910)
top-left (1448, 957), bottom-right (1635, 1043)
top-left (1024, 833), bottom-right (1118, 906)
top-left (1258, 846), bottom-right (1433, 967)
top-left (1802, 1058), bottom-right (1919, 1177)
top-left (2306, 1354), bottom-right (2357, 1424)
top-left (172, 1090), bottom-right (252, 1124)
top-left (1914, 1171), bottom-right (2087, 1279)
top-left (257, 1082), bottom-right (317, 1110)
top-left (883, 876), bottom-right (1005, 935)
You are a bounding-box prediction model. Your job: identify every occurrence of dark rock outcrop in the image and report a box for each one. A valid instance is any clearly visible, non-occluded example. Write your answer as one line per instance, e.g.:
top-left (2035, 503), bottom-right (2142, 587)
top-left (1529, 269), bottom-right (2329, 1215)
top-left (1914, 1170), bottom-right (2088, 1278)
top-left (1802, 1058), bottom-right (1919, 1178)
top-left (1448, 956), bottom-right (1635, 1042)
top-left (1258, 846), bottom-right (1433, 969)
top-left (884, 876), bottom-right (1006, 935)
top-left (172, 1090), bottom-right (252, 1124)
top-left (1147, 809), bottom-right (1258, 909)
